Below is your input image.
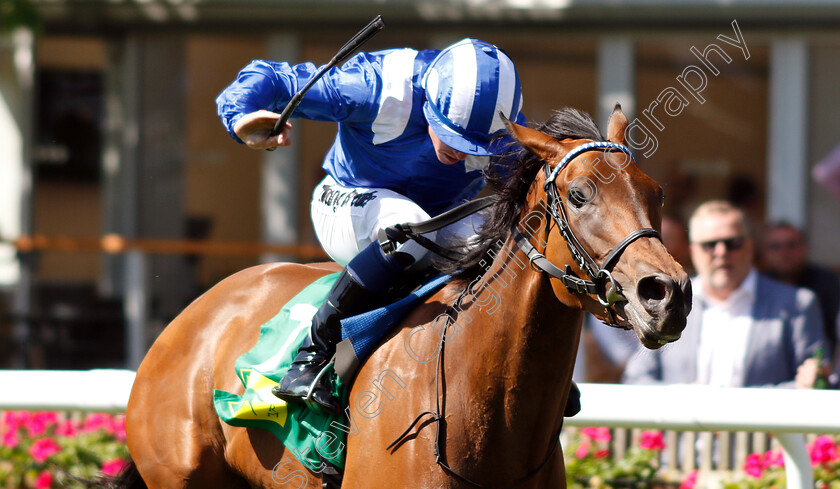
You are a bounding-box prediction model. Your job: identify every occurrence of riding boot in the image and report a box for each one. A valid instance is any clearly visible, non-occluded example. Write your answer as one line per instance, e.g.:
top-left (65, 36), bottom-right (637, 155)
top-left (272, 242), bottom-right (414, 413)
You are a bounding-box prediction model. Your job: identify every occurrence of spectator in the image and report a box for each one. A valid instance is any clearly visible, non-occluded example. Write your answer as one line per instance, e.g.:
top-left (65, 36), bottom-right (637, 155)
top-left (623, 200), bottom-right (825, 388)
top-left (759, 222), bottom-right (840, 363)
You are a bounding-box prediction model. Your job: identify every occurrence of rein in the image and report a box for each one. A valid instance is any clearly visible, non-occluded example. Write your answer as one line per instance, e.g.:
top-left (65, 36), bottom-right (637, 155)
top-left (387, 290), bottom-right (563, 489)
top-left (379, 196), bottom-right (497, 261)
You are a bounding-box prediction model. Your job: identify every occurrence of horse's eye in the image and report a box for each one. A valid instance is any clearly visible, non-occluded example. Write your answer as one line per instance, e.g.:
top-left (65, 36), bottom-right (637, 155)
top-left (568, 187), bottom-right (588, 208)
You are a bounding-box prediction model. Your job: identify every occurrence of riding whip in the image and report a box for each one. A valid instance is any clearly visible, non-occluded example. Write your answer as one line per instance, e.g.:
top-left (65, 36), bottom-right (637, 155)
top-left (268, 15), bottom-right (386, 139)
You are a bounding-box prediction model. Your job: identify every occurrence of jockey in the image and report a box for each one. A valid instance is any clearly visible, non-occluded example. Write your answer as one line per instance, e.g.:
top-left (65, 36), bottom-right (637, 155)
top-left (217, 38), bottom-right (525, 414)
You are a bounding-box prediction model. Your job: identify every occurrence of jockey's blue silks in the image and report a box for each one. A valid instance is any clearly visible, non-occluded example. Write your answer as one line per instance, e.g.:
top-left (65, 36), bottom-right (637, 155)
top-left (216, 40), bottom-right (525, 216)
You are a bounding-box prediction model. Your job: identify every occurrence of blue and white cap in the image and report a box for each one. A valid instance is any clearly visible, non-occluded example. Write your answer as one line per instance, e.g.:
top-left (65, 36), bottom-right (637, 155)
top-left (422, 38), bottom-right (524, 156)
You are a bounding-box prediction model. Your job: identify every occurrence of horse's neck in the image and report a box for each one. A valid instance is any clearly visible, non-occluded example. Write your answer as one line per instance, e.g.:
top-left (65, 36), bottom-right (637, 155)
top-left (444, 236), bottom-right (582, 475)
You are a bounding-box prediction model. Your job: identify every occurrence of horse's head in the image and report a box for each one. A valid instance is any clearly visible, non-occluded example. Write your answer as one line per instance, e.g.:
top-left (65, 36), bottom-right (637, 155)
top-left (506, 106), bottom-right (691, 349)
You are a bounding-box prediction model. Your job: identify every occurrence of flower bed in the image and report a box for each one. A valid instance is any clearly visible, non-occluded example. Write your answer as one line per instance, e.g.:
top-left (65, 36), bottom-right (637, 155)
top-left (0, 411), bottom-right (128, 489)
top-left (565, 427), bottom-right (840, 489)
top-left (6, 413), bottom-right (839, 489)
top-left (564, 427), bottom-right (696, 489)
top-left (722, 435), bottom-right (840, 489)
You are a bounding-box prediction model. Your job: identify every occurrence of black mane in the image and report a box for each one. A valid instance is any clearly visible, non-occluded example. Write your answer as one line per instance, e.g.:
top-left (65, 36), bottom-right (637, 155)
top-left (435, 107), bottom-right (603, 281)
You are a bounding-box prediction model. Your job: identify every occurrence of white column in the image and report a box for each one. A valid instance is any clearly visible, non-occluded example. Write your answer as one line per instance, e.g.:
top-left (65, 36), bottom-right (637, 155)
top-left (0, 29), bottom-right (33, 286)
top-left (767, 39), bottom-right (808, 227)
top-left (261, 35), bottom-right (300, 263)
top-left (597, 38), bottom-right (635, 130)
top-left (0, 29), bottom-right (34, 368)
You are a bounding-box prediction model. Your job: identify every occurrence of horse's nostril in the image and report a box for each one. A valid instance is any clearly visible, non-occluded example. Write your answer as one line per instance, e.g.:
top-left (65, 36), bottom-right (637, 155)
top-left (638, 275), bottom-right (669, 303)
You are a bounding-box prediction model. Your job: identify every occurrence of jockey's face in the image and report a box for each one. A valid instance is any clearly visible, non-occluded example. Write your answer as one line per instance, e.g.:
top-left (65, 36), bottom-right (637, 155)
top-left (428, 127), bottom-right (467, 165)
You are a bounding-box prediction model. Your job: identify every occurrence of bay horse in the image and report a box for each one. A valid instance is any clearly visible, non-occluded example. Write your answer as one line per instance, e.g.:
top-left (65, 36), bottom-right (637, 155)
top-left (121, 106), bottom-right (690, 489)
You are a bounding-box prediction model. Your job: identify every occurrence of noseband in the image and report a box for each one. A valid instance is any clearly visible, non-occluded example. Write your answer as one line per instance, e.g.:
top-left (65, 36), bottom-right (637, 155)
top-left (513, 141), bottom-right (661, 326)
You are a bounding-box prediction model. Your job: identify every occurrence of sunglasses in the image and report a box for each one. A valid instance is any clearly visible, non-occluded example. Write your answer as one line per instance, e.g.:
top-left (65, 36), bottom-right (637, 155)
top-left (694, 236), bottom-right (746, 253)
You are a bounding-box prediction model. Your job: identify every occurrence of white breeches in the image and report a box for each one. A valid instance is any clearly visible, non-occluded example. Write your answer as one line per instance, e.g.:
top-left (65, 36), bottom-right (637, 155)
top-left (311, 175), bottom-right (483, 267)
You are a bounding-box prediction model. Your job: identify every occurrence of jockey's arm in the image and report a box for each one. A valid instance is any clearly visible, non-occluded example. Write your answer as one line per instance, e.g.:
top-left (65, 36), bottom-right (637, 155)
top-left (216, 56), bottom-right (380, 148)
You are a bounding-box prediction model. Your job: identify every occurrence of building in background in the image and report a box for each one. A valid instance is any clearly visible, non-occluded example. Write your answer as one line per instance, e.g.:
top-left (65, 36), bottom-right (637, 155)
top-left (1, 0), bottom-right (838, 369)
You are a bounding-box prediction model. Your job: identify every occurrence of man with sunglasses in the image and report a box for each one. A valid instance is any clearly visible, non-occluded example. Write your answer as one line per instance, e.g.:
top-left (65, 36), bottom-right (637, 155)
top-left (624, 200), bottom-right (826, 389)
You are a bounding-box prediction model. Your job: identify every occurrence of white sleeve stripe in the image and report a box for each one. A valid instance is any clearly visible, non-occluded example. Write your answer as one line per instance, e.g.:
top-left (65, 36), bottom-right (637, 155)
top-left (372, 49), bottom-right (418, 145)
top-left (490, 53), bottom-right (517, 134)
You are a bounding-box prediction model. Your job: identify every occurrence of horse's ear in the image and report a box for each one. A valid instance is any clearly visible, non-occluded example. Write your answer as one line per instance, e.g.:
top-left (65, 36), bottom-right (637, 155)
top-left (501, 112), bottom-right (565, 162)
top-left (607, 104), bottom-right (629, 144)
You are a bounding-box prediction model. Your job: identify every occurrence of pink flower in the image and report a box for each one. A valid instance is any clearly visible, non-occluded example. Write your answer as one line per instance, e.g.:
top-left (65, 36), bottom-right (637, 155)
top-left (111, 415), bottom-right (126, 441)
top-left (35, 471), bottom-right (53, 489)
top-left (639, 430), bottom-right (665, 451)
top-left (581, 427), bottom-right (611, 443)
top-left (744, 453), bottom-right (764, 478)
top-left (30, 438), bottom-right (61, 463)
top-left (809, 435), bottom-right (839, 466)
top-left (26, 412), bottom-right (57, 437)
top-left (2, 430), bottom-right (19, 448)
top-left (54, 419), bottom-right (78, 437)
top-left (3, 410), bottom-right (30, 430)
top-left (679, 470), bottom-right (698, 489)
top-left (82, 413), bottom-right (115, 434)
top-left (594, 449), bottom-right (610, 459)
top-left (762, 449), bottom-right (785, 468)
top-left (101, 459), bottom-right (128, 477)
top-left (576, 441), bottom-right (591, 459)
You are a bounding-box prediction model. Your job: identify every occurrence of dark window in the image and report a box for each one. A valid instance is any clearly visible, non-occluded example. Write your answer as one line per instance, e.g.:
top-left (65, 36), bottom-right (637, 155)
top-left (35, 69), bottom-right (103, 182)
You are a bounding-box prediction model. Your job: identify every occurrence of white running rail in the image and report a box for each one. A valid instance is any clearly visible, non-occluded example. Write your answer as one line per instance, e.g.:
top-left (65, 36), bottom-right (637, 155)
top-left (0, 369), bottom-right (136, 413)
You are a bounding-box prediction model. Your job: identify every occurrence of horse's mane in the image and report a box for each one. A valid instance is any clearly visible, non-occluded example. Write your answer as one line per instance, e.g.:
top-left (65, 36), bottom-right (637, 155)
top-left (435, 107), bottom-right (603, 282)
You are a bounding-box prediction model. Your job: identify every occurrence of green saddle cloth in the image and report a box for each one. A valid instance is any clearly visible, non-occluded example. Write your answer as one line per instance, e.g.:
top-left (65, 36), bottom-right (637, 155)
top-left (213, 273), bottom-right (349, 470)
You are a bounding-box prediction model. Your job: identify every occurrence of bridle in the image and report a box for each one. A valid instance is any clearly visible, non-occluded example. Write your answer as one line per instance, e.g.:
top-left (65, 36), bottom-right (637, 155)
top-left (513, 140), bottom-right (662, 326)
top-left (387, 140), bottom-right (667, 489)
top-left (381, 139), bottom-right (663, 326)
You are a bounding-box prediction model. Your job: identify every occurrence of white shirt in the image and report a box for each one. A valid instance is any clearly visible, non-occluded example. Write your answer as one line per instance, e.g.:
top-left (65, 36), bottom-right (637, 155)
top-left (695, 269), bottom-right (758, 387)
